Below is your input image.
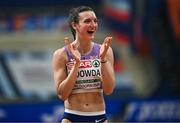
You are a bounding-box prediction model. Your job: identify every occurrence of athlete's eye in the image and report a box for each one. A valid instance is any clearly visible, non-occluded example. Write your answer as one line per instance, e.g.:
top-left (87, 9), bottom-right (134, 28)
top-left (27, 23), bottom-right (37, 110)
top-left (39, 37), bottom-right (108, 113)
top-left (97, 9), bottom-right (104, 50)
top-left (94, 19), bottom-right (98, 23)
top-left (84, 19), bottom-right (91, 23)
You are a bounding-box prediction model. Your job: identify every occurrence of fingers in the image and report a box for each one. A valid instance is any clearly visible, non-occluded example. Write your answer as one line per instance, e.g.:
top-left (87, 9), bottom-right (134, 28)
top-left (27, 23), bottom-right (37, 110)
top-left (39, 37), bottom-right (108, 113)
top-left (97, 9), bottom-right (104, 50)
top-left (64, 37), bottom-right (71, 46)
top-left (104, 36), bottom-right (112, 46)
top-left (100, 36), bottom-right (112, 58)
top-left (64, 37), bottom-right (74, 51)
top-left (103, 36), bottom-right (112, 49)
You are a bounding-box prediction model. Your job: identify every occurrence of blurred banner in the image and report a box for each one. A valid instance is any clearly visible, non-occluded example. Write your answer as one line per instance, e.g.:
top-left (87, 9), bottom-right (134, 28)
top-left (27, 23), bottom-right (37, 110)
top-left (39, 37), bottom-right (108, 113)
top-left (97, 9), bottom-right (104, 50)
top-left (0, 101), bottom-right (64, 122)
top-left (0, 99), bottom-right (180, 122)
top-left (124, 99), bottom-right (180, 122)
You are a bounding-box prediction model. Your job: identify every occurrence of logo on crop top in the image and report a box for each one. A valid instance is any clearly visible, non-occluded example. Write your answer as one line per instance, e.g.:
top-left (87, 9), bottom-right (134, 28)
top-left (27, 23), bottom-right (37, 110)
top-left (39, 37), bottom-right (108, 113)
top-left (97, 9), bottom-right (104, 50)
top-left (67, 59), bottom-right (100, 69)
top-left (92, 60), bottom-right (100, 68)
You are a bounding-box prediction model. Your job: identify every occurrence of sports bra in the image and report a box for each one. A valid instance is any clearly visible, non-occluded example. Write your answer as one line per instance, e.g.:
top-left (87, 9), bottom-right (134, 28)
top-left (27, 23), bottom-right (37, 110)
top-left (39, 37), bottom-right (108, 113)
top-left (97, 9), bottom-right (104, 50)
top-left (65, 42), bottom-right (103, 94)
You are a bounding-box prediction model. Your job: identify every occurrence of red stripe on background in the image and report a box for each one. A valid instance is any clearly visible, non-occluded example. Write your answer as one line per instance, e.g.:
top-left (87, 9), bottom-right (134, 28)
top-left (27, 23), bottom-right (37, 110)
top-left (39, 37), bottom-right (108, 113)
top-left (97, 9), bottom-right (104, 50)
top-left (114, 61), bottom-right (124, 73)
top-left (104, 7), bottom-right (130, 22)
top-left (113, 32), bottom-right (129, 46)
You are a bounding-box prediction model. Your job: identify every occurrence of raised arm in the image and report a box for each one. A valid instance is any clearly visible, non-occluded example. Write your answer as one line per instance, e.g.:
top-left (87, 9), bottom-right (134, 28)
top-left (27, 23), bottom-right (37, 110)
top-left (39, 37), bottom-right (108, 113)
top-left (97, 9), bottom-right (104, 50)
top-left (100, 37), bottom-right (116, 95)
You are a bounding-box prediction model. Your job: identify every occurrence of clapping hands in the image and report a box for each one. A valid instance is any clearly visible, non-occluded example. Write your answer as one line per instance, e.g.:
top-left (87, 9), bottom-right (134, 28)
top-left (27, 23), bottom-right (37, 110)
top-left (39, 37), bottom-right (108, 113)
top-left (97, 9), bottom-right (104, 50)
top-left (64, 37), bottom-right (81, 64)
top-left (99, 36), bottom-right (112, 61)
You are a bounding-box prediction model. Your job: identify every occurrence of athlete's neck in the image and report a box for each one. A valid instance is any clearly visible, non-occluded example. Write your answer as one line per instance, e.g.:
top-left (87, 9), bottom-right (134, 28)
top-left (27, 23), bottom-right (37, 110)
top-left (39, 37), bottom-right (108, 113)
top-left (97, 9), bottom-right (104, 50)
top-left (74, 40), bottom-right (93, 55)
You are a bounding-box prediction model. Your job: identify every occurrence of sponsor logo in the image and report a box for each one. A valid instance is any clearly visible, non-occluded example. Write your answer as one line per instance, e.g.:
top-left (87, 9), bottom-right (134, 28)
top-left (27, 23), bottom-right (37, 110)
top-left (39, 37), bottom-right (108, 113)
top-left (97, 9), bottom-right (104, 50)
top-left (95, 118), bottom-right (105, 123)
top-left (67, 59), bottom-right (100, 69)
top-left (92, 59), bottom-right (100, 68)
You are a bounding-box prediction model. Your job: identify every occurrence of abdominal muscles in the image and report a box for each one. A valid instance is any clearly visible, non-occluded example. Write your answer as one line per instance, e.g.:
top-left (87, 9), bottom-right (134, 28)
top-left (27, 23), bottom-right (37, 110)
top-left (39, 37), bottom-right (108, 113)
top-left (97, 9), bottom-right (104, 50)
top-left (64, 92), bottom-right (105, 112)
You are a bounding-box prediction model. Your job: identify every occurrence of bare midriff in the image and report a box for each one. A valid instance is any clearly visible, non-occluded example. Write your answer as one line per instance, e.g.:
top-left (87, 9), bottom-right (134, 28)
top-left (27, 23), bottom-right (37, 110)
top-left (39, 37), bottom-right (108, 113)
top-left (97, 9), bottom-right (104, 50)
top-left (64, 92), bottom-right (105, 112)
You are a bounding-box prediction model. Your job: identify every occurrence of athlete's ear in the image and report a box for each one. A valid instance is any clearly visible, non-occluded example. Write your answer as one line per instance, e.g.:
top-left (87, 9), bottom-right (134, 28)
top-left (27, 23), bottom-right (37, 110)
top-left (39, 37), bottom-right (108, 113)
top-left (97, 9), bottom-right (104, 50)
top-left (71, 22), bottom-right (77, 30)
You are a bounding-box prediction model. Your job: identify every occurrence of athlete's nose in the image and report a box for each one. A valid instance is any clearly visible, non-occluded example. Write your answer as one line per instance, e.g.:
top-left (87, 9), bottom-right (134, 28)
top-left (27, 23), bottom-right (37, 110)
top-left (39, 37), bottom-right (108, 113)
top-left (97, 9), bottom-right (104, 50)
top-left (90, 22), bottom-right (97, 30)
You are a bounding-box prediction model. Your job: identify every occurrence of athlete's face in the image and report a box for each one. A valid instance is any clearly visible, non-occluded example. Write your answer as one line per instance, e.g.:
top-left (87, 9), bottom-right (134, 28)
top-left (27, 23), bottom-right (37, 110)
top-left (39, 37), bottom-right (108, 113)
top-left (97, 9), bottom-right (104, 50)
top-left (75, 11), bottom-right (98, 41)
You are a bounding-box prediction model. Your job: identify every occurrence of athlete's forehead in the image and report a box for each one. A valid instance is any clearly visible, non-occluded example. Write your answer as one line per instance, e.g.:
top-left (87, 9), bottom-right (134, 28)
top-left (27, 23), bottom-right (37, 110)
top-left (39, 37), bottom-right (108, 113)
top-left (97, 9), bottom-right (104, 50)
top-left (78, 11), bottom-right (97, 21)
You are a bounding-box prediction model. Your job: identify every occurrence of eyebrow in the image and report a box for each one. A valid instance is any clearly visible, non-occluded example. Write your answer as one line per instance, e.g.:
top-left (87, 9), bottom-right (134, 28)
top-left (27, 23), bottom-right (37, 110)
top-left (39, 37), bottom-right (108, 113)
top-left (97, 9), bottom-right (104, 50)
top-left (82, 17), bottom-right (98, 21)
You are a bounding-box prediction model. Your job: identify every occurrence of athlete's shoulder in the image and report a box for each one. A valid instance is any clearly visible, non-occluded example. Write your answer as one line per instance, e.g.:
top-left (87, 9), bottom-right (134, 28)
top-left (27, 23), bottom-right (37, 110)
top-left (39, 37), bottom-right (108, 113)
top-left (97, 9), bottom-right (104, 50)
top-left (53, 47), bottom-right (66, 60)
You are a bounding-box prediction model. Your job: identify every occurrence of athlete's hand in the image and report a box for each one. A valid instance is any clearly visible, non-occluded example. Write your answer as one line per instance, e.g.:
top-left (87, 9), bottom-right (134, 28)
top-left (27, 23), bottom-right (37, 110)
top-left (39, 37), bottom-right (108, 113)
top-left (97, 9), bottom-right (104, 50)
top-left (99, 36), bottom-right (112, 61)
top-left (64, 37), bottom-right (81, 65)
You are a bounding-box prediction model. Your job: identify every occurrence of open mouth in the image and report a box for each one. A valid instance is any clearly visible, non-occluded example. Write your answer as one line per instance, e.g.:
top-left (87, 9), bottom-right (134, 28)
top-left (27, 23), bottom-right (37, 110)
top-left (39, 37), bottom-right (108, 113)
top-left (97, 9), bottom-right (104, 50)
top-left (87, 31), bottom-right (94, 34)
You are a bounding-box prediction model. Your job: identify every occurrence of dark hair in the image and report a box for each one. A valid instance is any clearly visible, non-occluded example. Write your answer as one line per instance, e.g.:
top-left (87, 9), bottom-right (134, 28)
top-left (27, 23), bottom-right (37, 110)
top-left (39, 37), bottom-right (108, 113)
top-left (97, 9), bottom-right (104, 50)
top-left (68, 6), bottom-right (94, 40)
